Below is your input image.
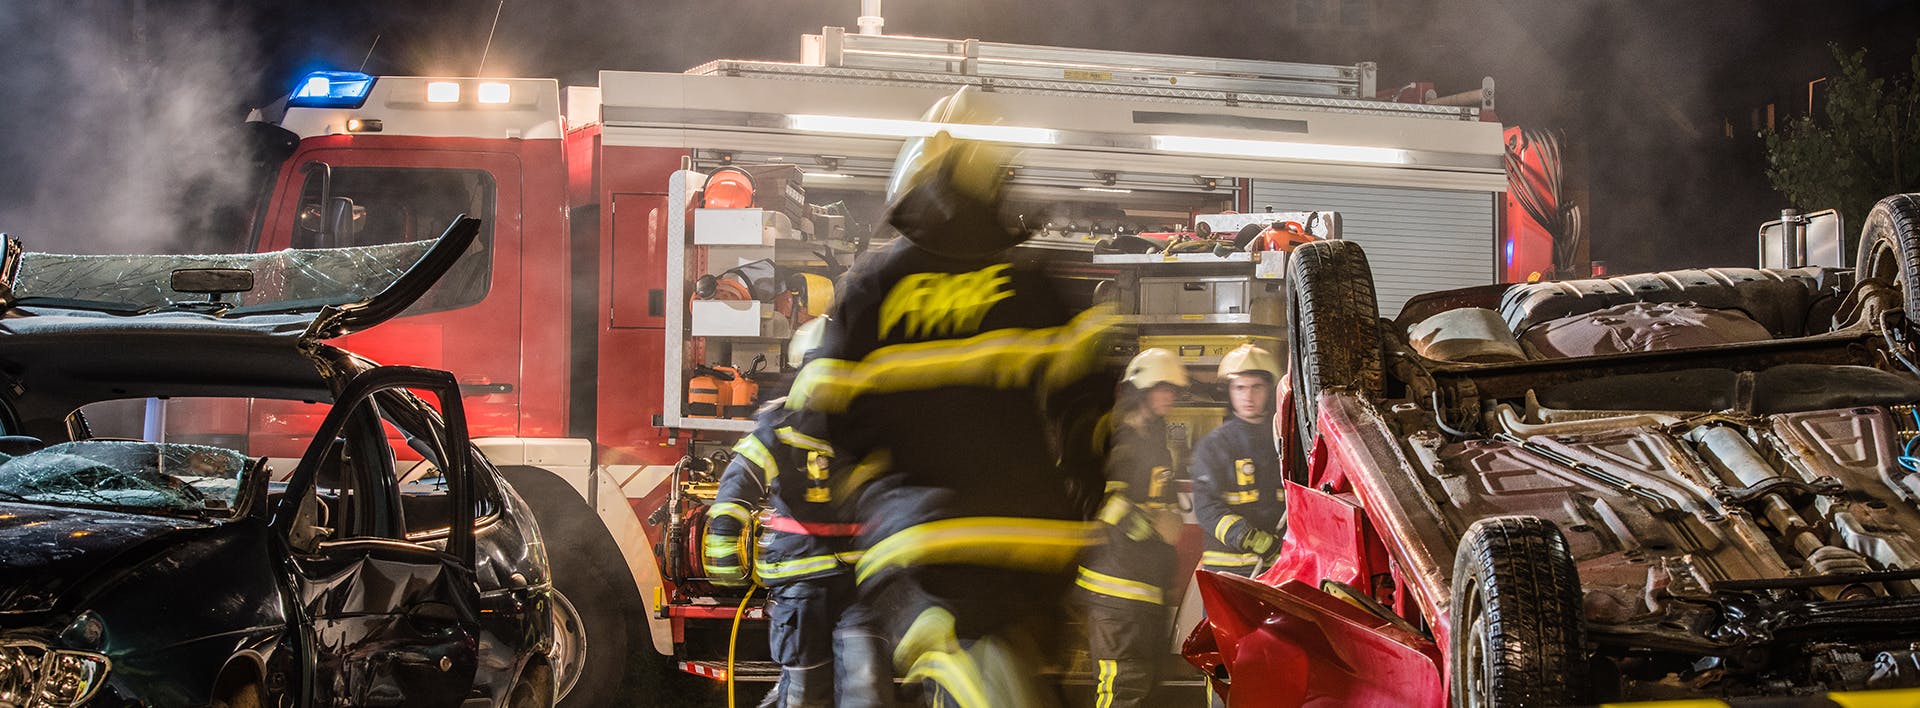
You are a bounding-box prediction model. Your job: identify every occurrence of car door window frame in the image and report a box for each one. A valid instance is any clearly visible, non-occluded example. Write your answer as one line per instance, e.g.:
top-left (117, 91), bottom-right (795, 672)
top-left (272, 366), bottom-right (474, 567)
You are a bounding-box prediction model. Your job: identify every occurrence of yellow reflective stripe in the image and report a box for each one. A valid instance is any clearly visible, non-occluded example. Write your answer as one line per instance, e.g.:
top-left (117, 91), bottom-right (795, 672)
top-left (1096, 494), bottom-right (1134, 526)
top-left (775, 426), bottom-right (833, 454)
top-left (1076, 566), bottom-right (1164, 605)
top-left (856, 517), bottom-right (1098, 584)
top-left (731, 435), bottom-right (776, 478)
top-left (789, 305), bottom-right (1116, 414)
top-left (1202, 550), bottom-right (1260, 567)
top-left (1104, 480), bottom-right (1130, 494)
top-left (905, 651), bottom-right (990, 708)
top-left (756, 554), bottom-right (842, 580)
top-left (1222, 489), bottom-right (1261, 504)
top-left (1832, 688), bottom-right (1920, 708)
top-left (1095, 659), bottom-right (1117, 708)
top-left (1212, 514), bottom-right (1247, 546)
top-left (709, 501), bottom-right (752, 524)
top-left (1597, 701), bottom-right (1728, 707)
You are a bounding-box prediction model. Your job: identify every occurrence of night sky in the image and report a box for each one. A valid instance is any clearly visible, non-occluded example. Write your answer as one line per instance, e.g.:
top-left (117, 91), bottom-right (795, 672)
top-left (1, 0), bottom-right (1915, 272)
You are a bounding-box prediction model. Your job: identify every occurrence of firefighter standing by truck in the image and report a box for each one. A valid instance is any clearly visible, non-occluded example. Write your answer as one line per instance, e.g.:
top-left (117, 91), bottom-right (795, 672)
top-left (1076, 348), bottom-right (1190, 708)
top-left (1191, 344), bottom-right (1287, 577)
top-left (704, 317), bottom-right (861, 708)
top-left (788, 86), bottom-right (1118, 708)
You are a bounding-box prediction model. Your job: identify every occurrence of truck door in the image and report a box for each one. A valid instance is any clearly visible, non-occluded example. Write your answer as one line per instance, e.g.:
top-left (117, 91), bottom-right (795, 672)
top-left (255, 148), bottom-right (525, 449)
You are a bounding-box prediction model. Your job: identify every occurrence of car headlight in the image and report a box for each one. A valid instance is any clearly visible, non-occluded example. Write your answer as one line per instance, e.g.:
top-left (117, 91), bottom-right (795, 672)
top-left (0, 641), bottom-right (109, 708)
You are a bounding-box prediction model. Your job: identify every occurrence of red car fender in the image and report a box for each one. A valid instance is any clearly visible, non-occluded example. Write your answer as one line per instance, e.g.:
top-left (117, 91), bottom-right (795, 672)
top-left (1259, 480), bottom-right (1375, 593)
top-left (1183, 572), bottom-right (1443, 707)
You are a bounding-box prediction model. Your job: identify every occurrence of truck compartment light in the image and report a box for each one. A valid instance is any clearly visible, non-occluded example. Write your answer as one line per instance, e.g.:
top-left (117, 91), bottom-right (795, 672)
top-left (786, 115), bottom-right (1057, 145)
top-left (477, 82), bottom-right (511, 104)
top-left (1151, 135), bottom-right (1410, 165)
top-left (427, 81), bottom-right (461, 103)
top-left (345, 118), bottom-right (383, 133)
top-left (288, 70), bottom-right (376, 109)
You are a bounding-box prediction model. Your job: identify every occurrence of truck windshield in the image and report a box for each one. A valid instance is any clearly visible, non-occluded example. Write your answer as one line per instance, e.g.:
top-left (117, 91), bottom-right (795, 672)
top-left (292, 166), bottom-right (494, 314)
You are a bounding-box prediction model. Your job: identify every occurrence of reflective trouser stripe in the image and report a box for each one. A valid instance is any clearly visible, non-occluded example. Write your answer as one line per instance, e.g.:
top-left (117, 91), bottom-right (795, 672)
top-left (906, 650), bottom-right (990, 708)
top-left (1095, 659), bottom-right (1117, 708)
top-left (1075, 567), bottom-right (1164, 605)
top-left (1201, 550), bottom-right (1260, 568)
top-left (856, 517), bottom-right (1098, 584)
top-left (1211, 514), bottom-right (1247, 546)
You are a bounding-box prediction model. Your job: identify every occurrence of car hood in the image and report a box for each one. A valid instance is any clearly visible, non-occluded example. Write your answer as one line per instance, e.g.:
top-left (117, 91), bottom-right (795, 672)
top-left (0, 502), bottom-right (210, 615)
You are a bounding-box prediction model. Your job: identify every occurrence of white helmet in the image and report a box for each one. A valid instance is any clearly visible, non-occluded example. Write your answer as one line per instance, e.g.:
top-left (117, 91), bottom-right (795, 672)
top-left (1125, 348), bottom-right (1190, 390)
top-left (1217, 343), bottom-right (1280, 382)
top-left (788, 317), bottom-right (828, 368)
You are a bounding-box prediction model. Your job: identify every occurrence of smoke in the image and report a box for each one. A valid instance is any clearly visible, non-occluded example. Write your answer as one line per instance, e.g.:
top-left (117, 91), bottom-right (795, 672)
top-left (0, 0), bottom-right (262, 254)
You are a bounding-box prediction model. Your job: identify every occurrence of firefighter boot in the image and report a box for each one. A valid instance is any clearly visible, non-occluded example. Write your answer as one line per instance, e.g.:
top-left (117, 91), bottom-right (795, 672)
top-left (834, 628), bottom-right (895, 708)
top-left (759, 662), bottom-right (833, 708)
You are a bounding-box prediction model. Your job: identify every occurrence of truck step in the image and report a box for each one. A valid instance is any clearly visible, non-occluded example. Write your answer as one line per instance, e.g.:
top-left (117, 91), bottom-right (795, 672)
top-left (678, 659), bottom-right (783, 683)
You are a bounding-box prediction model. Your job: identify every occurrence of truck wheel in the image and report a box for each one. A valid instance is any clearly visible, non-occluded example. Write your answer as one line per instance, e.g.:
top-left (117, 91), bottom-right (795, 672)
top-left (1448, 516), bottom-right (1588, 708)
top-left (1855, 193), bottom-right (1920, 321)
top-left (500, 466), bottom-right (669, 707)
top-left (1286, 239), bottom-right (1385, 470)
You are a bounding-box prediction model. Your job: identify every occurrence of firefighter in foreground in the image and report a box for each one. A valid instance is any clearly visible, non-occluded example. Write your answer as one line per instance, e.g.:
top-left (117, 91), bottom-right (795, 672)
top-left (1076, 348), bottom-right (1190, 708)
top-left (1191, 344), bottom-right (1287, 577)
top-left (704, 317), bottom-right (861, 707)
top-left (788, 86), bottom-right (1117, 707)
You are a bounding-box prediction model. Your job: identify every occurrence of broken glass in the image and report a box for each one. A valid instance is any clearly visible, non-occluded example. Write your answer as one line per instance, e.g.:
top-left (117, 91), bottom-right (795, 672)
top-left (14, 239), bottom-right (434, 312)
top-left (0, 441), bottom-right (251, 515)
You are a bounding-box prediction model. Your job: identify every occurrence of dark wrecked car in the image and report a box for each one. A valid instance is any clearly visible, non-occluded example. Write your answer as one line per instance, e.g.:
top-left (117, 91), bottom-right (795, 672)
top-left (1185, 194), bottom-right (1920, 706)
top-left (0, 219), bottom-right (556, 707)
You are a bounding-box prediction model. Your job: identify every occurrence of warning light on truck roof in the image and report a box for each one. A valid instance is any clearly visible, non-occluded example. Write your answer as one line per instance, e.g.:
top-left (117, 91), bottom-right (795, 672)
top-left (288, 71), bottom-right (376, 109)
top-left (427, 82), bottom-right (461, 103)
top-left (477, 82), bottom-right (511, 104)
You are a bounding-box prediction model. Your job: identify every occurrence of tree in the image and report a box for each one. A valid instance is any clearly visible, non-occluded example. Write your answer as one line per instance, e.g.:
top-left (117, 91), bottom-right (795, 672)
top-left (1767, 40), bottom-right (1920, 233)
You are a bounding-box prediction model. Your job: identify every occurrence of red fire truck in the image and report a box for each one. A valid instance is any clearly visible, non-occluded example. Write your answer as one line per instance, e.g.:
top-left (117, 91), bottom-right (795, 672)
top-left (236, 25), bottom-right (1539, 705)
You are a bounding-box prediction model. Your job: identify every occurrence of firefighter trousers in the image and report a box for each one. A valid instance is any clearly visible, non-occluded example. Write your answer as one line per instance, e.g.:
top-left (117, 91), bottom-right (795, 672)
top-left (1083, 598), bottom-right (1165, 708)
top-left (838, 566), bottom-right (1074, 708)
top-left (760, 575), bottom-right (856, 708)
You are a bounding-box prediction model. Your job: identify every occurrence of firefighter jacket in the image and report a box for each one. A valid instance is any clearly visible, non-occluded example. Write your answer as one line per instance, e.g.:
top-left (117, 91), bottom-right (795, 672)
top-left (787, 238), bottom-right (1118, 587)
top-left (1189, 415), bottom-right (1286, 573)
top-left (1075, 416), bottom-right (1180, 608)
top-left (704, 404), bottom-right (861, 587)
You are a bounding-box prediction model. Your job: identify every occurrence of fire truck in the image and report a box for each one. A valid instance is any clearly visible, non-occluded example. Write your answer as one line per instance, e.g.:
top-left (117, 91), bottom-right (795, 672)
top-left (236, 23), bottom-right (1538, 705)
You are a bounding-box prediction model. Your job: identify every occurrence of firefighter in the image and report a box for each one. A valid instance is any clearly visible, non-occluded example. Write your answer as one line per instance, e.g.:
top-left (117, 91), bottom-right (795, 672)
top-left (1190, 343), bottom-right (1286, 577)
top-left (788, 86), bottom-right (1118, 708)
top-left (704, 317), bottom-right (858, 708)
top-left (1076, 348), bottom-right (1189, 708)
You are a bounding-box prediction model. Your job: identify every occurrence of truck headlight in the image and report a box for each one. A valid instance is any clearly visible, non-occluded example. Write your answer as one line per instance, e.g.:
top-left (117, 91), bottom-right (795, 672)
top-left (0, 641), bottom-right (110, 708)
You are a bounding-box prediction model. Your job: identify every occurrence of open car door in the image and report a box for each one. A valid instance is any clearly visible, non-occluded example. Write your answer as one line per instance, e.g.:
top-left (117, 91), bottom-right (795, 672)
top-left (270, 366), bottom-right (479, 707)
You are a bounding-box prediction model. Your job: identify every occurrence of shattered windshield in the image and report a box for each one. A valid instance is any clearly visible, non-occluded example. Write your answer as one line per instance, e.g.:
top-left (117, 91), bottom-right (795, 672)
top-left (13, 238), bottom-right (435, 313)
top-left (0, 441), bottom-right (251, 517)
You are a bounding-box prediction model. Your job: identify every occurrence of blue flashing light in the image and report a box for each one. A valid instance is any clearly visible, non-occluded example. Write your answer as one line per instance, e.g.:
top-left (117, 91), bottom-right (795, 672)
top-left (288, 70), bottom-right (376, 109)
top-left (1504, 237), bottom-right (1515, 266)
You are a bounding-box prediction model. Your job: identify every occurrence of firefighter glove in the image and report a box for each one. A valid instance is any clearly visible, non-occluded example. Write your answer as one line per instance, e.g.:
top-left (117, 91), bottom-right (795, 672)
top-left (1244, 528), bottom-right (1280, 559)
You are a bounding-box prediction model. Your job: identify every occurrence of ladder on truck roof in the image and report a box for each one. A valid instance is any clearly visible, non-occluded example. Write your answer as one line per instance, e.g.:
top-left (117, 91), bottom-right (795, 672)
top-left (686, 26), bottom-right (1478, 121)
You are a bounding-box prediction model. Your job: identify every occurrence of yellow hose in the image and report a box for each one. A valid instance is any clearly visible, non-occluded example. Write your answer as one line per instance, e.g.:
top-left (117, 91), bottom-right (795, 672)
top-left (727, 586), bottom-right (757, 708)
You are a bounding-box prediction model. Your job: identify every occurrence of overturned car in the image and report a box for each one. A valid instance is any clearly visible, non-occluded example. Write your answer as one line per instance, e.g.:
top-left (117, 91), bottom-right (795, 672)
top-left (1187, 194), bottom-right (1920, 706)
top-left (0, 220), bottom-right (556, 707)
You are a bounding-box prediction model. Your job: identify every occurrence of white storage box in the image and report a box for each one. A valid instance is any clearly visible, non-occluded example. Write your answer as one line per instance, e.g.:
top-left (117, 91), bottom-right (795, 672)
top-left (690, 300), bottom-right (764, 336)
top-left (694, 208), bottom-right (793, 246)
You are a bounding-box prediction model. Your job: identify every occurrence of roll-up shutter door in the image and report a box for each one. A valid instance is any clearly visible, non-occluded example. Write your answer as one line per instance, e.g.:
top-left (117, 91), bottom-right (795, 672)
top-left (1248, 181), bottom-right (1496, 317)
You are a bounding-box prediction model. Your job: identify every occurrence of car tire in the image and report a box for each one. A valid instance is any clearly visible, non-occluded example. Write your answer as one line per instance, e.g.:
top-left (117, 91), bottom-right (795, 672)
top-left (508, 663), bottom-right (556, 708)
top-left (1855, 193), bottom-right (1920, 320)
top-left (499, 466), bottom-right (670, 708)
top-left (1285, 239), bottom-right (1385, 471)
top-left (210, 678), bottom-right (264, 708)
top-left (1448, 516), bottom-right (1588, 708)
